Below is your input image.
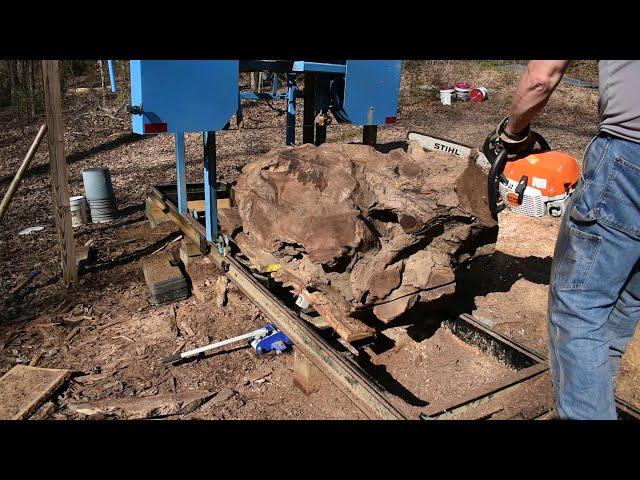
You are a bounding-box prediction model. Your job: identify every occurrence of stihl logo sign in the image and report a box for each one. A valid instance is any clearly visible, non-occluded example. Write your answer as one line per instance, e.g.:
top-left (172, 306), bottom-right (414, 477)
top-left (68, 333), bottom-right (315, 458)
top-left (433, 142), bottom-right (461, 156)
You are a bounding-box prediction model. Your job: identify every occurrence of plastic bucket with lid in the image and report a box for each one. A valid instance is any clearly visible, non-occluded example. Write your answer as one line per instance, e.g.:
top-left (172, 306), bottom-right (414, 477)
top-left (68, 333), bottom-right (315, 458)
top-left (454, 82), bottom-right (471, 102)
top-left (439, 84), bottom-right (455, 105)
top-left (470, 86), bottom-right (489, 102)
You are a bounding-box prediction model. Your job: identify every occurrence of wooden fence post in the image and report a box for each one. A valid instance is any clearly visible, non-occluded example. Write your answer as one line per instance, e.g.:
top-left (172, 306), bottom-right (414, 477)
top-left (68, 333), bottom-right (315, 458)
top-left (41, 60), bottom-right (77, 286)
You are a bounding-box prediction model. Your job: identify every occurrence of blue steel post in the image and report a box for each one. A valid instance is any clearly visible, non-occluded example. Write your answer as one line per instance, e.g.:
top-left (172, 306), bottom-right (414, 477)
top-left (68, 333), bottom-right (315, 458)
top-left (203, 131), bottom-right (218, 242)
top-left (286, 73), bottom-right (297, 145)
top-left (107, 60), bottom-right (117, 93)
top-left (175, 132), bottom-right (187, 214)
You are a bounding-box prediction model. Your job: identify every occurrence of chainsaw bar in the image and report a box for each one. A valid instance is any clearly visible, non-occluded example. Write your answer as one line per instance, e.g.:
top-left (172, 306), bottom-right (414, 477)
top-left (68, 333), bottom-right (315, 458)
top-left (407, 131), bottom-right (490, 169)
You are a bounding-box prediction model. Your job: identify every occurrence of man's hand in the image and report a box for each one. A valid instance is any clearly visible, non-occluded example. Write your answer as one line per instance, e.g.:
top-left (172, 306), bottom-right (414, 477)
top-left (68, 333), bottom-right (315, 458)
top-left (506, 60), bottom-right (571, 135)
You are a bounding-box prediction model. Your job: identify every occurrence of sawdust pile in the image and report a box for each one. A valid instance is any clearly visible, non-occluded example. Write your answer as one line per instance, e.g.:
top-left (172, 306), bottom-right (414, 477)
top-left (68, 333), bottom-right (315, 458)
top-left (233, 141), bottom-right (498, 332)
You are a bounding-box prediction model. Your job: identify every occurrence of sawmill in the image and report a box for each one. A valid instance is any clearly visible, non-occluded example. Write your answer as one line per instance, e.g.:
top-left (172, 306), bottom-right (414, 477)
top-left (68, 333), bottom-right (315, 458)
top-left (1, 59), bottom-right (639, 421)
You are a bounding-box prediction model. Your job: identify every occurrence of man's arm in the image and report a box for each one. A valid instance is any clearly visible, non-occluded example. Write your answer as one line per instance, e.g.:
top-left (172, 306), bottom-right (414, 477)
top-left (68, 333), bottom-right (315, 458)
top-left (505, 60), bottom-right (571, 136)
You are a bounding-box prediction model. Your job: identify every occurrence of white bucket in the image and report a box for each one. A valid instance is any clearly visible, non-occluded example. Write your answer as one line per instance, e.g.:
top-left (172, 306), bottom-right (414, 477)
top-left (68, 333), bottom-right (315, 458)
top-left (70, 195), bottom-right (89, 227)
top-left (440, 88), bottom-right (455, 106)
top-left (455, 82), bottom-right (471, 102)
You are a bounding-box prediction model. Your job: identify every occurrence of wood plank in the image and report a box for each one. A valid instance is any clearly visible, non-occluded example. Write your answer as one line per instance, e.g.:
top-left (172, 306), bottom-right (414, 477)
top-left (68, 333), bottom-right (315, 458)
top-left (302, 288), bottom-right (374, 342)
top-left (42, 60), bottom-right (77, 286)
top-left (187, 198), bottom-right (231, 213)
top-left (146, 198), bottom-right (231, 226)
top-left (0, 365), bottom-right (70, 419)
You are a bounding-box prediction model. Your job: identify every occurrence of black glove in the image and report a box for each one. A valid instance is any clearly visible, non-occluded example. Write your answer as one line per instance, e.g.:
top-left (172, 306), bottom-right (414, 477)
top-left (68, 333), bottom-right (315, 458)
top-left (489, 116), bottom-right (537, 158)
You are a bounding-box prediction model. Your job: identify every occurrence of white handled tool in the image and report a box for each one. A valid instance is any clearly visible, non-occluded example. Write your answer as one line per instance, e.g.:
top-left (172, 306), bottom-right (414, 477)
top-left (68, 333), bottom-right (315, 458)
top-left (161, 326), bottom-right (270, 364)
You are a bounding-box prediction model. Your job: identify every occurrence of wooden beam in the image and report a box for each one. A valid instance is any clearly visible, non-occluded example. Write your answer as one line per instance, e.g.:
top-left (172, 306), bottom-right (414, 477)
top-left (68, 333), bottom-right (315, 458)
top-left (0, 123), bottom-right (48, 222)
top-left (42, 60), bottom-right (77, 286)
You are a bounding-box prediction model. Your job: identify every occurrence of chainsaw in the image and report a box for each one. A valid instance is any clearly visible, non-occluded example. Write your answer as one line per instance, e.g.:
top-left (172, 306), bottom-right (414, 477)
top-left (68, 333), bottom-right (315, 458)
top-left (408, 130), bottom-right (580, 220)
top-left (482, 127), bottom-right (580, 220)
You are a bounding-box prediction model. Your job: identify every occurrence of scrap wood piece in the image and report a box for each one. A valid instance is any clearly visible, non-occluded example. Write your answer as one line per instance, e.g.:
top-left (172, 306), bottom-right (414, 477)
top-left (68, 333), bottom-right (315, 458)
top-left (28, 351), bottom-right (44, 367)
top-left (64, 326), bottom-right (80, 344)
top-left (275, 270), bottom-right (374, 342)
top-left (302, 288), bottom-right (374, 342)
top-left (68, 390), bottom-right (214, 419)
top-left (0, 365), bottom-right (70, 420)
top-left (72, 371), bottom-right (113, 385)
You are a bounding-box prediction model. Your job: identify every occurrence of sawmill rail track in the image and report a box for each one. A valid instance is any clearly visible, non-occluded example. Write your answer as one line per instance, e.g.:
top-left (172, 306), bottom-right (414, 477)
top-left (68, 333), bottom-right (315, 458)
top-left (147, 184), bottom-right (640, 421)
top-left (148, 186), bottom-right (407, 419)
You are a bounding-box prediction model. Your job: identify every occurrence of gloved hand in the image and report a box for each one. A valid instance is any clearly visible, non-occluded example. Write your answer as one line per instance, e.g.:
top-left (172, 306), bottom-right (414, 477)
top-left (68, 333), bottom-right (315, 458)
top-left (488, 116), bottom-right (537, 158)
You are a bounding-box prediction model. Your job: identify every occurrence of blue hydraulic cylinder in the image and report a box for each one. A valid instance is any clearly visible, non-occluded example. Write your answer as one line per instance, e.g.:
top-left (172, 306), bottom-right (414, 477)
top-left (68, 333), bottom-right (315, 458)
top-left (175, 133), bottom-right (187, 214)
top-left (286, 73), bottom-right (297, 145)
top-left (107, 60), bottom-right (117, 93)
top-left (203, 131), bottom-right (218, 242)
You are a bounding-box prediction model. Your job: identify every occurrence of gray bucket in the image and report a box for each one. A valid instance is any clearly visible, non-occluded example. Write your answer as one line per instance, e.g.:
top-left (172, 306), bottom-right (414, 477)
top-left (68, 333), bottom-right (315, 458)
top-left (82, 167), bottom-right (118, 223)
top-left (70, 195), bottom-right (89, 227)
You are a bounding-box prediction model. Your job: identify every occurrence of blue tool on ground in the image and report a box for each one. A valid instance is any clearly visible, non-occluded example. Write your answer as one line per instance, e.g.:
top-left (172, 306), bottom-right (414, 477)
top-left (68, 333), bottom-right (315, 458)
top-left (251, 323), bottom-right (293, 354)
top-left (161, 322), bottom-right (293, 364)
top-left (3, 268), bottom-right (43, 302)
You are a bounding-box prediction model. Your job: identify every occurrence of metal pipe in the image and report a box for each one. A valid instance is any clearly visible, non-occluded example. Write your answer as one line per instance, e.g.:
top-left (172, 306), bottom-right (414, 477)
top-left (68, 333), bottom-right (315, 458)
top-left (286, 73), bottom-right (297, 145)
top-left (107, 60), bottom-right (117, 93)
top-left (302, 73), bottom-right (316, 144)
top-left (175, 133), bottom-right (187, 214)
top-left (0, 124), bottom-right (48, 223)
top-left (363, 125), bottom-right (377, 146)
top-left (203, 131), bottom-right (218, 242)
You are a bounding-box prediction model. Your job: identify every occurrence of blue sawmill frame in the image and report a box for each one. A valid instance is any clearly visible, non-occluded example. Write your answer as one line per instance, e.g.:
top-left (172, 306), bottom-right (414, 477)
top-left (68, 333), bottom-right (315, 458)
top-left (125, 59), bottom-right (403, 248)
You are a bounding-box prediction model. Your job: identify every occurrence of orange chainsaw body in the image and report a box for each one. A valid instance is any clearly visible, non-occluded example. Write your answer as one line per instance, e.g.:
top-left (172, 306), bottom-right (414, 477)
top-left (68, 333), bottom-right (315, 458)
top-left (500, 151), bottom-right (581, 217)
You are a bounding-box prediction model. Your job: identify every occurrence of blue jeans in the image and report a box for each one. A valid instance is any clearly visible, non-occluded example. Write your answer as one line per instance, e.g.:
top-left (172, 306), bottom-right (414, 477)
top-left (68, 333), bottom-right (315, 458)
top-left (548, 132), bottom-right (640, 420)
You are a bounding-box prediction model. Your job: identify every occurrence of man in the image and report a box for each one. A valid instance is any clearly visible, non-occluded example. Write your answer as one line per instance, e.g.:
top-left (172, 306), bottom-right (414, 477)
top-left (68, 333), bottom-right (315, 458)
top-left (497, 60), bottom-right (640, 419)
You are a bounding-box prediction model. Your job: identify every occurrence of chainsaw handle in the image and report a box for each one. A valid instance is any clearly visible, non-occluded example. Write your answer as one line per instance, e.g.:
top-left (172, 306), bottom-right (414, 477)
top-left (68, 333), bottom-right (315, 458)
top-left (482, 129), bottom-right (551, 220)
top-left (487, 148), bottom-right (508, 220)
top-left (533, 131), bottom-right (551, 152)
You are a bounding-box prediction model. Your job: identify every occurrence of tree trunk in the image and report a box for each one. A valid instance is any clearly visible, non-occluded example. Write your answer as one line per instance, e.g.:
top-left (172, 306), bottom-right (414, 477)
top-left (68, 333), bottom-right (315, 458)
top-left (9, 60), bottom-right (23, 130)
top-left (30, 60), bottom-right (36, 116)
top-left (234, 142), bottom-right (498, 330)
top-left (97, 60), bottom-right (105, 105)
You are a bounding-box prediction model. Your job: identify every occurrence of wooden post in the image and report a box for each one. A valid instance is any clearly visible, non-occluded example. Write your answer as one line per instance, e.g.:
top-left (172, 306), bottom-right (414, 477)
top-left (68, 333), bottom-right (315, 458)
top-left (42, 60), bottom-right (77, 286)
top-left (293, 349), bottom-right (324, 395)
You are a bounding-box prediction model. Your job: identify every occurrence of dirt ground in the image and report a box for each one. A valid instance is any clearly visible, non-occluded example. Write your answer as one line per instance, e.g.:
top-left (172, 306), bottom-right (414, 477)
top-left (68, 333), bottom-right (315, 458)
top-left (1, 60), bottom-right (638, 419)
